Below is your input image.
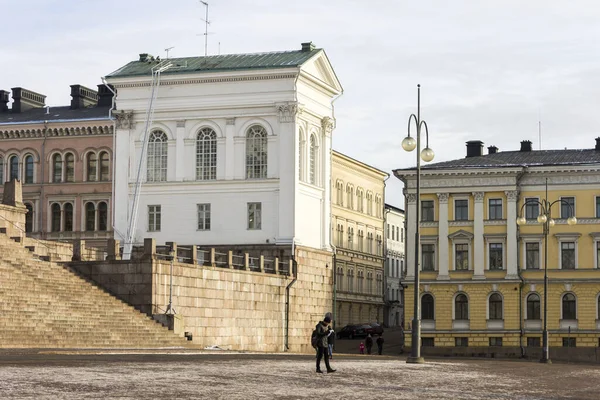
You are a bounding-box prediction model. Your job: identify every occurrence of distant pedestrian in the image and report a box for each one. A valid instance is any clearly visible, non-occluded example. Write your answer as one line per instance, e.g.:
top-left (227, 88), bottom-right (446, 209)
top-left (327, 326), bottom-right (334, 359)
top-left (376, 335), bottom-right (384, 355)
top-left (366, 334), bottom-right (373, 355)
top-left (359, 342), bottom-right (365, 354)
top-left (315, 316), bottom-right (336, 374)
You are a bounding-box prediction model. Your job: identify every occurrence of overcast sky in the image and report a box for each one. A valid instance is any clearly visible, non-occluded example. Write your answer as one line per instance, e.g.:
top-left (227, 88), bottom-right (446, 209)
top-left (2, 0), bottom-right (599, 208)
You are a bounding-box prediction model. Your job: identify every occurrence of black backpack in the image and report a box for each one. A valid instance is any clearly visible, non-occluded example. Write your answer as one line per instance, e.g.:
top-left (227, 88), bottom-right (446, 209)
top-left (311, 329), bottom-right (318, 348)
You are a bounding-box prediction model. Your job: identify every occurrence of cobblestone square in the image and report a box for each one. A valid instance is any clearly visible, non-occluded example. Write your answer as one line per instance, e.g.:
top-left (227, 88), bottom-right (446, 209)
top-left (1, 352), bottom-right (599, 399)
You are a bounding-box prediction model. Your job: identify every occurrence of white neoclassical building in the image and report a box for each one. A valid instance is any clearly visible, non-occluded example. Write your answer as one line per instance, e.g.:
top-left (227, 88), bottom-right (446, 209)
top-left (105, 42), bottom-right (342, 249)
top-left (384, 203), bottom-right (405, 327)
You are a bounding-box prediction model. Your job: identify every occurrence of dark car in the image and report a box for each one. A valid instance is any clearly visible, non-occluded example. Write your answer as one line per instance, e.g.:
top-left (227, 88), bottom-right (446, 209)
top-left (336, 324), bottom-right (359, 339)
top-left (367, 323), bottom-right (384, 335)
top-left (354, 324), bottom-right (372, 338)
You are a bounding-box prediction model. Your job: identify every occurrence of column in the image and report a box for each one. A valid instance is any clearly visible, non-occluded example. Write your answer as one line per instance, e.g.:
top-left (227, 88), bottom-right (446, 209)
top-left (505, 190), bottom-right (519, 279)
top-left (437, 193), bottom-right (449, 280)
top-left (405, 193), bottom-right (417, 279)
top-left (473, 192), bottom-right (485, 279)
top-left (321, 117), bottom-right (333, 249)
top-left (113, 111), bottom-right (134, 242)
top-left (175, 120), bottom-right (185, 181)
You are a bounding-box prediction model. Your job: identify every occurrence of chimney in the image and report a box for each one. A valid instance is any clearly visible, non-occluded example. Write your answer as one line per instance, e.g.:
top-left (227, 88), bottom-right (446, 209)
top-left (520, 140), bottom-right (532, 152)
top-left (11, 87), bottom-right (46, 113)
top-left (301, 42), bottom-right (315, 52)
top-left (488, 145), bottom-right (498, 154)
top-left (97, 84), bottom-right (115, 107)
top-left (70, 85), bottom-right (98, 109)
top-left (0, 90), bottom-right (9, 112)
top-left (465, 140), bottom-right (484, 158)
top-left (596, 137), bottom-right (600, 151)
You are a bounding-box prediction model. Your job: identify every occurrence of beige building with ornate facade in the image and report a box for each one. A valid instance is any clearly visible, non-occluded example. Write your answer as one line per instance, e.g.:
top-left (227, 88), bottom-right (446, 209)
top-left (331, 150), bottom-right (387, 327)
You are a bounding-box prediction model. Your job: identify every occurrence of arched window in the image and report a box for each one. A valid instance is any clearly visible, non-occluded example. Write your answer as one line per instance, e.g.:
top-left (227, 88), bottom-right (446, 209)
top-left (562, 293), bottom-right (576, 320)
top-left (309, 134), bottom-right (317, 185)
top-left (421, 294), bottom-right (434, 320)
top-left (0, 155), bottom-right (4, 183)
top-left (455, 293), bottom-right (469, 320)
top-left (65, 153), bottom-right (75, 182)
top-left (489, 293), bottom-right (503, 320)
top-left (346, 185), bottom-right (354, 210)
top-left (52, 153), bottom-right (62, 183)
top-left (147, 131), bottom-right (168, 182)
top-left (527, 293), bottom-right (540, 320)
top-left (24, 155), bottom-right (34, 184)
top-left (298, 130), bottom-right (305, 181)
top-left (98, 202), bottom-right (108, 231)
top-left (64, 203), bottom-right (73, 232)
top-left (51, 203), bottom-right (61, 232)
top-left (9, 155), bottom-right (19, 181)
top-left (245, 125), bottom-right (268, 179)
top-left (25, 203), bottom-right (34, 233)
top-left (85, 202), bottom-right (96, 231)
top-left (87, 152), bottom-right (97, 182)
top-left (196, 128), bottom-right (217, 180)
top-left (100, 152), bottom-right (110, 181)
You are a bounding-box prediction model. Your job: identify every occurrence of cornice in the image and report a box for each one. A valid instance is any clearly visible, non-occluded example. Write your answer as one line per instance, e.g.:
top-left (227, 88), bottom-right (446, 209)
top-left (111, 73), bottom-right (297, 89)
top-left (0, 124), bottom-right (114, 139)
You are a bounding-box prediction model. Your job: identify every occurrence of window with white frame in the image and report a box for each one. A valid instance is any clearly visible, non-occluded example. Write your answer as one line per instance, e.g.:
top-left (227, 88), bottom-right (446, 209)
top-left (336, 181), bottom-right (344, 206)
top-left (52, 153), bottom-right (62, 183)
top-left (421, 294), bottom-right (434, 320)
top-left (387, 224), bottom-right (390, 240)
top-left (454, 199), bottom-right (468, 220)
top-left (357, 189), bottom-right (364, 212)
top-left (527, 293), bottom-right (540, 320)
top-left (455, 244), bottom-right (469, 270)
top-left (51, 203), bottom-right (61, 232)
top-left (525, 198), bottom-right (539, 219)
top-left (489, 243), bottom-right (503, 270)
top-left (65, 153), bottom-right (75, 182)
top-left (367, 232), bottom-right (374, 253)
top-left (86, 152), bottom-right (97, 182)
top-left (148, 205), bottom-right (161, 231)
top-left (358, 229), bottom-right (364, 252)
top-left (422, 243), bottom-right (435, 271)
top-left (488, 198), bottom-right (502, 220)
top-left (525, 242), bottom-right (540, 270)
top-left (561, 242), bottom-right (576, 269)
top-left (195, 128), bottom-right (217, 180)
top-left (197, 204), bottom-right (211, 230)
top-left (298, 130), bottom-right (305, 181)
top-left (489, 293), bottom-right (503, 320)
top-left (596, 241), bottom-right (600, 269)
top-left (147, 131), bottom-right (168, 182)
top-left (375, 195), bottom-right (382, 217)
top-left (562, 293), bottom-right (576, 320)
top-left (347, 227), bottom-right (354, 250)
top-left (247, 202), bottom-right (262, 230)
top-left (560, 197), bottom-right (575, 218)
top-left (455, 293), bottom-right (469, 320)
top-left (596, 197), bottom-right (600, 218)
top-left (366, 192), bottom-right (373, 215)
top-left (346, 185), bottom-right (354, 210)
top-left (245, 125), bottom-right (268, 179)
top-left (421, 200), bottom-right (434, 221)
top-left (24, 155), bottom-right (34, 184)
top-left (85, 202), bottom-right (96, 231)
top-left (309, 134), bottom-right (318, 185)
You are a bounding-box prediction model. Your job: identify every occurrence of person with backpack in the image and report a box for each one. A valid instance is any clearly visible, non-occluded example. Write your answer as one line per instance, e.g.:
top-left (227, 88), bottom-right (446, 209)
top-left (313, 316), bottom-right (336, 373)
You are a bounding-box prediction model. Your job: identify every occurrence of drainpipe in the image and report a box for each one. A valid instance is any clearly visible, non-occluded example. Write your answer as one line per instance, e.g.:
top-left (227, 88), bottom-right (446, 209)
top-left (101, 77), bottom-right (117, 237)
top-left (515, 166), bottom-right (527, 357)
top-left (39, 121), bottom-right (48, 239)
top-left (285, 238), bottom-right (298, 351)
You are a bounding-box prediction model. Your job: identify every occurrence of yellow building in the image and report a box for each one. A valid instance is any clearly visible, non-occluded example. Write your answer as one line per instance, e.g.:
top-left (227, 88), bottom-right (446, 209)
top-left (331, 151), bottom-right (388, 327)
top-left (394, 139), bottom-right (600, 357)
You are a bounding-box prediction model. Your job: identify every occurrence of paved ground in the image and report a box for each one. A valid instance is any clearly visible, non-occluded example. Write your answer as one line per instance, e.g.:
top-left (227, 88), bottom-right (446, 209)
top-left (0, 351), bottom-right (599, 399)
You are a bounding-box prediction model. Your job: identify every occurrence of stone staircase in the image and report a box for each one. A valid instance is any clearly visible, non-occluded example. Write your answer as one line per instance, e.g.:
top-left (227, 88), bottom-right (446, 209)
top-left (0, 231), bottom-right (190, 349)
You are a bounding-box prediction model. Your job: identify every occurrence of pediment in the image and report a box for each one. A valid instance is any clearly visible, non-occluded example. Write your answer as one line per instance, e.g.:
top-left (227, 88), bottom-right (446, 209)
top-left (448, 229), bottom-right (474, 240)
top-left (300, 51), bottom-right (343, 94)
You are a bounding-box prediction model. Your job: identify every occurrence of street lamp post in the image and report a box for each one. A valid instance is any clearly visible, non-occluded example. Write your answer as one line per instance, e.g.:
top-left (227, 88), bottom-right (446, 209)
top-left (403, 84), bottom-right (434, 364)
top-left (516, 178), bottom-right (576, 364)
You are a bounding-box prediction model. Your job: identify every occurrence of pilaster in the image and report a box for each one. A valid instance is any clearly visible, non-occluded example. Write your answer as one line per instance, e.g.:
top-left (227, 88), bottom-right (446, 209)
top-left (225, 118), bottom-right (235, 180)
top-left (505, 190), bottom-right (519, 279)
top-left (405, 193), bottom-right (417, 279)
top-left (473, 192), bottom-right (485, 279)
top-left (437, 193), bottom-right (449, 280)
top-left (175, 120), bottom-right (185, 181)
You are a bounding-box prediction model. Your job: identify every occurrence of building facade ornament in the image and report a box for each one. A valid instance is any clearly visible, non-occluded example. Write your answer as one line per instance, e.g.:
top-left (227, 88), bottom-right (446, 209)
top-left (437, 193), bottom-right (449, 203)
top-left (321, 116), bottom-right (334, 135)
top-left (505, 190), bottom-right (518, 201)
top-left (115, 111), bottom-right (134, 130)
top-left (275, 102), bottom-right (302, 123)
top-left (406, 193), bottom-right (417, 204)
top-left (472, 192), bottom-right (484, 202)
top-left (176, 120), bottom-right (186, 128)
top-left (226, 118), bottom-right (236, 125)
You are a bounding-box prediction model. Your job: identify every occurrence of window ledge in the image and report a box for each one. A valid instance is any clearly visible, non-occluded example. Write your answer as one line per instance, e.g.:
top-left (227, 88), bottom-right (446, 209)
top-left (422, 320), bottom-right (436, 330)
top-left (452, 320), bottom-right (470, 330)
top-left (559, 319), bottom-right (578, 330)
top-left (524, 320), bottom-right (542, 330)
top-left (486, 320), bottom-right (504, 330)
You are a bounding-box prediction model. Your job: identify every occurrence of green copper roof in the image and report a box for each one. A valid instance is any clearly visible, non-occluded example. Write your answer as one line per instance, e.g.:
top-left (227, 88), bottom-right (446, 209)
top-left (107, 48), bottom-right (322, 78)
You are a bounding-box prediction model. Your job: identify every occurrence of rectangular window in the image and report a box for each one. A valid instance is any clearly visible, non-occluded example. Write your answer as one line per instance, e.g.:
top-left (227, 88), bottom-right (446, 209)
top-left (397, 227), bottom-right (400, 242)
top-left (422, 337), bottom-right (435, 347)
top-left (489, 243), bottom-right (503, 270)
top-left (597, 242), bottom-right (600, 269)
top-left (597, 197), bottom-right (600, 218)
top-left (526, 243), bottom-right (540, 270)
top-left (455, 199), bottom-right (468, 221)
top-left (455, 244), bottom-right (469, 270)
top-left (387, 224), bottom-right (390, 239)
top-left (561, 197), bottom-right (575, 218)
top-left (561, 242), bottom-right (575, 269)
top-left (247, 202), bottom-right (262, 230)
top-left (391, 225), bottom-right (395, 240)
top-left (488, 199), bottom-right (502, 220)
top-left (527, 337), bottom-right (541, 347)
top-left (455, 337), bottom-right (468, 347)
top-left (421, 200), bottom-right (434, 222)
top-left (197, 204), bottom-right (211, 231)
top-left (422, 244), bottom-right (435, 271)
top-left (148, 205), bottom-right (161, 231)
top-left (525, 198), bottom-right (539, 219)
top-left (489, 337), bottom-right (503, 347)
top-left (562, 337), bottom-right (576, 347)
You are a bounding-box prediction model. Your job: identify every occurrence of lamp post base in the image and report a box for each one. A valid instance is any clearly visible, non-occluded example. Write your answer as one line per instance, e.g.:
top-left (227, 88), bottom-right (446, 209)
top-left (539, 358), bottom-right (552, 364)
top-left (406, 356), bottom-right (425, 364)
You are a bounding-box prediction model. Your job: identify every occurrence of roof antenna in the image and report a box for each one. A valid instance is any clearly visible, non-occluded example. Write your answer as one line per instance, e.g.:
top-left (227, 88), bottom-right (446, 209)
top-left (199, 1), bottom-right (211, 56)
top-left (165, 46), bottom-right (174, 59)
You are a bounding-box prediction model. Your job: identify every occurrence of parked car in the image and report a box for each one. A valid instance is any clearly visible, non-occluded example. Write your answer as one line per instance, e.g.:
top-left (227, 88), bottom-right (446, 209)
top-left (336, 324), bottom-right (359, 339)
top-left (354, 324), bottom-right (372, 338)
top-left (367, 323), bottom-right (384, 335)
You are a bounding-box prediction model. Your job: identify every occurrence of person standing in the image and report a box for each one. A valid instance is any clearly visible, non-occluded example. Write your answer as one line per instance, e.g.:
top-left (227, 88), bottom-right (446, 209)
top-left (376, 334), bottom-right (384, 355)
top-left (365, 334), bottom-right (373, 355)
top-left (315, 316), bottom-right (336, 373)
top-left (327, 326), bottom-right (334, 360)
